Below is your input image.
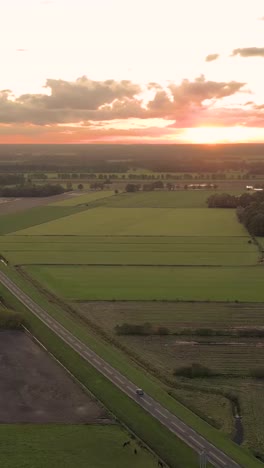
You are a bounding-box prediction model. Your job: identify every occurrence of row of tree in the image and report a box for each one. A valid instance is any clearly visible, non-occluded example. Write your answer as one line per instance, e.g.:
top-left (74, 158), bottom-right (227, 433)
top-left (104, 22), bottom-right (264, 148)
top-left (115, 323), bottom-right (169, 336)
top-left (207, 191), bottom-right (264, 236)
top-left (0, 184), bottom-right (65, 197)
top-left (0, 174), bottom-right (25, 186)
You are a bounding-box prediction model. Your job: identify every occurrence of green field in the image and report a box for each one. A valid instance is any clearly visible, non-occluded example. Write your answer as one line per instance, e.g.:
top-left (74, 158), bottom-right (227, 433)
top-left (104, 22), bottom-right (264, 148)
top-left (24, 265), bottom-right (264, 301)
top-left (1, 234), bottom-right (258, 266)
top-left (0, 206), bottom-right (86, 235)
top-left (0, 425), bottom-right (156, 468)
top-left (2, 185), bottom-right (264, 464)
top-left (4, 250), bottom-right (258, 266)
top-left (51, 190), bottom-right (115, 207)
top-left (14, 208), bottom-right (248, 236)
top-left (105, 190), bottom-right (242, 208)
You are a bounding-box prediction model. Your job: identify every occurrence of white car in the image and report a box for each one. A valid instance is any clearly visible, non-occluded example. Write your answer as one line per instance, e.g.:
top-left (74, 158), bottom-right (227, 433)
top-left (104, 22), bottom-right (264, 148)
top-left (136, 388), bottom-right (144, 396)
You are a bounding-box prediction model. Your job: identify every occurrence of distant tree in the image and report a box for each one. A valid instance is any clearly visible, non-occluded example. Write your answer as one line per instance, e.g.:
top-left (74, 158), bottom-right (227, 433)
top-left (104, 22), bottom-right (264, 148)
top-left (125, 183), bottom-right (140, 193)
top-left (66, 181), bottom-right (73, 190)
top-left (0, 184), bottom-right (65, 197)
top-left (115, 189), bottom-right (119, 194)
top-left (77, 183), bottom-right (84, 190)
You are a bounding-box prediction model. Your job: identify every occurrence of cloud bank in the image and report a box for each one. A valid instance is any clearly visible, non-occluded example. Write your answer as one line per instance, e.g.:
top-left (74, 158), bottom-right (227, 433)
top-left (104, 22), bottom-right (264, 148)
top-left (0, 75), bottom-right (263, 142)
top-left (232, 47), bottom-right (264, 57)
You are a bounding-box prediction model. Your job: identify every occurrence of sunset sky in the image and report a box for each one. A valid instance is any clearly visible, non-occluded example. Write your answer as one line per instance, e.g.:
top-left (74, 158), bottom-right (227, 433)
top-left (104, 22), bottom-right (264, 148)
top-left (0, 0), bottom-right (263, 144)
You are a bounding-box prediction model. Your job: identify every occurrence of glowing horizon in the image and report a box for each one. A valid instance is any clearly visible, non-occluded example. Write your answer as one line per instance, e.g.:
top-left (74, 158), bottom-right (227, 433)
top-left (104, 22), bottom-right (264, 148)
top-left (0, 0), bottom-right (263, 144)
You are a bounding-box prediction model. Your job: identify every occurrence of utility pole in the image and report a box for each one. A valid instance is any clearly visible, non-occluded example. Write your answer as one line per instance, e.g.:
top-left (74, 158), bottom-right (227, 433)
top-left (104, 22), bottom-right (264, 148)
top-left (199, 451), bottom-right (207, 468)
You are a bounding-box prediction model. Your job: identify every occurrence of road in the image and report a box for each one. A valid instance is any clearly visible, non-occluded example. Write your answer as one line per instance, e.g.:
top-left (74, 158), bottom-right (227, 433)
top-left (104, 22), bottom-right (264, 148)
top-left (0, 270), bottom-right (241, 468)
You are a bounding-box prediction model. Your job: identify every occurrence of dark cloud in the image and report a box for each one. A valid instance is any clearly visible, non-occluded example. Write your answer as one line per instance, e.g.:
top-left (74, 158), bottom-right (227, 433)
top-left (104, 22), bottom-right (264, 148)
top-left (0, 75), bottom-right (247, 126)
top-left (232, 47), bottom-right (264, 57)
top-left (205, 53), bottom-right (219, 62)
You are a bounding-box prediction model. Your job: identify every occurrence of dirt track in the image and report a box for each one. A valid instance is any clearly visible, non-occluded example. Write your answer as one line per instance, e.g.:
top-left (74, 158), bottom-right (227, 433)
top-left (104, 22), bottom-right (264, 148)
top-left (0, 330), bottom-right (111, 424)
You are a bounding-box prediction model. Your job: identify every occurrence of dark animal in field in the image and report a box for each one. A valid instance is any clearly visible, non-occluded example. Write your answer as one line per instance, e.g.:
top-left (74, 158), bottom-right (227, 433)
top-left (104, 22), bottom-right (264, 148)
top-left (158, 461), bottom-right (164, 468)
top-left (134, 449), bottom-right (138, 455)
top-left (123, 441), bottom-right (131, 447)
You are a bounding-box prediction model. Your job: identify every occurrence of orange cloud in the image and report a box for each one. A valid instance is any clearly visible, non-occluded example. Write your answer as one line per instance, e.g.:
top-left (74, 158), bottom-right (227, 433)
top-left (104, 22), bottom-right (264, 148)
top-left (0, 75), bottom-right (263, 143)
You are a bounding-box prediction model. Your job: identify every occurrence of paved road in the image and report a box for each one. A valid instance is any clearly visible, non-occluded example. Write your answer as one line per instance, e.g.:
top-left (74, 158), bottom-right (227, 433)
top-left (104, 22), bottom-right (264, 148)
top-left (0, 270), bottom-right (241, 468)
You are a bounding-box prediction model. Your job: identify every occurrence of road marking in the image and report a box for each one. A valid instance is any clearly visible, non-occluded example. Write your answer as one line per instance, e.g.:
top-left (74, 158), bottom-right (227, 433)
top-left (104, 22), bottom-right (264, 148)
top-left (126, 385), bottom-right (134, 391)
top-left (209, 452), bottom-right (227, 466)
top-left (170, 421), bottom-right (186, 434)
top-left (115, 376), bottom-right (124, 385)
top-left (144, 400), bottom-right (152, 407)
top-left (189, 436), bottom-right (204, 450)
top-left (156, 408), bottom-right (168, 419)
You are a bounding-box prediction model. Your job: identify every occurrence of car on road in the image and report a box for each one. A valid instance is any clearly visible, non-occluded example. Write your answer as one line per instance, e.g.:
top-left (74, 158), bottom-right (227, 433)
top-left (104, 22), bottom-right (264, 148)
top-left (136, 388), bottom-right (144, 396)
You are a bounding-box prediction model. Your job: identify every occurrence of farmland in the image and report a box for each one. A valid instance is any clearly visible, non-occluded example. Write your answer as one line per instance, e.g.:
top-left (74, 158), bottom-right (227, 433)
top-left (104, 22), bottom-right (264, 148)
top-left (75, 300), bottom-right (264, 333)
top-left (52, 190), bottom-right (115, 207)
top-left (1, 186), bottom-right (264, 464)
top-left (14, 207), bottom-right (248, 236)
top-left (75, 299), bottom-right (264, 454)
top-left (24, 265), bottom-right (264, 301)
top-left (104, 190), bottom-right (242, 208)
top-left (0, 330), bottom-right (109, 423)
top-left (0, 425), bottom-right (156, 468)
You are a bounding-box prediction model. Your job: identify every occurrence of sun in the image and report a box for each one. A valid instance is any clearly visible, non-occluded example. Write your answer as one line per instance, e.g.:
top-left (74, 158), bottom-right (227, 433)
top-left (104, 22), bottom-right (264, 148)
top-left (181, 126), bottom-right (264, 144)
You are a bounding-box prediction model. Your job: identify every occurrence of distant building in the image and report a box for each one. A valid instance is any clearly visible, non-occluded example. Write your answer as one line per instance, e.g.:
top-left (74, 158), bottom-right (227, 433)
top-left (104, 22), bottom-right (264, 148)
top-left (246, 185), bottom-right (263, 192)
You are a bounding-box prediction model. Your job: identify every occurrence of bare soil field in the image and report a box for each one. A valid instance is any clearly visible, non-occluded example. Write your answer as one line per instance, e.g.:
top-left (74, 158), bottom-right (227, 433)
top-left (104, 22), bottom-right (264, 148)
top-left (0, 192), bottom-right (78, 215)
top-left (0, 330), bottom-right (111, 424)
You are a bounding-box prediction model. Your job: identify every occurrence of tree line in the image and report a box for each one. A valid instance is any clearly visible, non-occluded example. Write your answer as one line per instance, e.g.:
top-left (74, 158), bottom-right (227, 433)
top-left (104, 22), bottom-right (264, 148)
top-left (0, 174), bottom-right (25, 185)
top-left (207, 191), bottom-right (264, 236)
top-left (0, 183), bottom-right (65, 197)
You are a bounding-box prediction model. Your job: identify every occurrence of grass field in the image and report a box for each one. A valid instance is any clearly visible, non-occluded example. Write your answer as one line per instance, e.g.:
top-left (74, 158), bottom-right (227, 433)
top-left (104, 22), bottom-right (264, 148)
top-left (1, 234), bottom-right (257, 266)
top-left (105, 190), bottom-right (242, 208)
top-left (0, 425), bottom-right (157, 468)
top-left (14, 207), bottom-right (248, 236)
top-left (0, 206), bottom-right (86, 235)
top-left (24, 264), bottom-right (264, 301)
top-left (170, 387), bottom-right (234, 435)
top-left (51, 190), bottom-right (115, 207)
top-left (4, 250), bottom-right (258, 266)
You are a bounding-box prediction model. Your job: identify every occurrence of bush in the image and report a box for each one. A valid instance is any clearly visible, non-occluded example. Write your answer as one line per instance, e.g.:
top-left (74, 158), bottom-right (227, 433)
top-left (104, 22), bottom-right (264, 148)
top-left (250, 367), bottom-right (264, 379)
top-left (0, 309), bottom-right (24, 329)
top-left (115, 322), bottom-right (153, 335)
top-left (174, 363), bottom-right (215, 379)
top-left (115, 322), bottom-right (170, 336)
top-left (157, 327), bottom-right (169, 335)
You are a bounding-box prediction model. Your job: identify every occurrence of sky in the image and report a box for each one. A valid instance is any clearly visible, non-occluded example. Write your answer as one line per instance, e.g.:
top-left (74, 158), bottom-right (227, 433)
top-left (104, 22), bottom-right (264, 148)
top-left (0, 0), bottom-right (263, 144)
